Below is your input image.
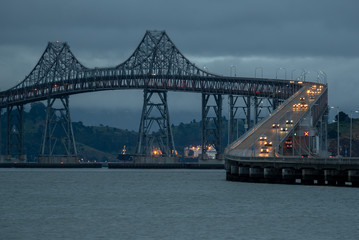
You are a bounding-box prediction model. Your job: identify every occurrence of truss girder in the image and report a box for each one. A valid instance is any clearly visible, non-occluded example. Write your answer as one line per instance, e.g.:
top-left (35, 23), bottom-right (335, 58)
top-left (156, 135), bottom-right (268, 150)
top-left (0, 30), bottom-right (302, 108)
top-left (0, 75), bottom-right (302, 108)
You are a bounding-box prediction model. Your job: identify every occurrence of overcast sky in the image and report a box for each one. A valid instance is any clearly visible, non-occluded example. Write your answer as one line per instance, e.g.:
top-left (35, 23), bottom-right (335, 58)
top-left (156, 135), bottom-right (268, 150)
top-left (1, 0), bottom-right (359, 128)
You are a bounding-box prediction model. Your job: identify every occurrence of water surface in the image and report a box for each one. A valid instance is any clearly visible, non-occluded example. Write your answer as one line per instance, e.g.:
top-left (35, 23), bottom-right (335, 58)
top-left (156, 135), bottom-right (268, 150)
top-left (0, 168), bottom-right (358, 239)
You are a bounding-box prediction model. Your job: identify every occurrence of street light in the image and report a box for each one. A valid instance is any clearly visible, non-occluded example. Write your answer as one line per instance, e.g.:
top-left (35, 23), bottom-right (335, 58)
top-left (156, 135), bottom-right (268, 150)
top-left (291, 69), bottom-right (296, 80)
top-left (255, 67), bottom-right (263, 78)
top-left (350, 110), bottom-right (359, 157)
top-left (230, 65), bottom-right (237, 77)
top-left (297, 69), bottom-right (309, 81)
top-left (331, 106), bottom-right (340, 156)
top-left (276, 67), bottom-right (287, 79)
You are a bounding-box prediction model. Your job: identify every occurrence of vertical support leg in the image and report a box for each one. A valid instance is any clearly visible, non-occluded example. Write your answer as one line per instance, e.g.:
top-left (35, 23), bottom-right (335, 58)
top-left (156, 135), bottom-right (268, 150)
top-left (40, 96), bottom-right (77, 159)
top-left (272, 98), bottom-right (279, 111)
top-left (5, 105), bottom-right (24, 159)
top-left (321, 109), bottom-right (329, 157)
top-left (136, 90), bottom-right (175, 157)
top-left (244, 96), bottom-right (251, 130)
top-left (202, 93), bottom-right (222, 158)
top-left (254, 97), bottom-right (258, 125)
top-left (229, 95), bottom-right (235, 145)
top-left (6, 106), bottom-right (11, 156)
top-left (0, 108), bottom-right (2, 156)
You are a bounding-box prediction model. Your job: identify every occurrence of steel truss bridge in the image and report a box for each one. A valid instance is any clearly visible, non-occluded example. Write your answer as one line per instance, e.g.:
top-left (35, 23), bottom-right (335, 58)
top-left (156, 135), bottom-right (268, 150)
top-left (0, 30), bottom-right (324, 163)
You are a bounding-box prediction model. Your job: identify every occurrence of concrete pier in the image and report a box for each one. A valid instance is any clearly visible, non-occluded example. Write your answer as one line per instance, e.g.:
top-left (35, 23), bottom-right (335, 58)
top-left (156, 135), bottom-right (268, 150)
top-left (249, 167), bottom-right (264, 182)
top-left (301, 168), bottom-right (319, 185)
top-left (238, 166), bottom-right (250, 181)
top-left (230, 163), bottom-right (239, 175)
top-left (348, 170), bottom-right (359, 187)
top-left (225, 157), bottom-right (359, 187)
top-left (264, 167), bottom-right (282, 183)
top-left (282, 168), bottom-right (297, 184)
top-left (324, 169), bottom-right (340, 185)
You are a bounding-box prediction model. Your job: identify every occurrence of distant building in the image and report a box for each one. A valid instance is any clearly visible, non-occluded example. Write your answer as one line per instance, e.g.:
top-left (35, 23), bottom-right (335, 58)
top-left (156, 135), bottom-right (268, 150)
top-left (184, 145), bottom-right (216, 159)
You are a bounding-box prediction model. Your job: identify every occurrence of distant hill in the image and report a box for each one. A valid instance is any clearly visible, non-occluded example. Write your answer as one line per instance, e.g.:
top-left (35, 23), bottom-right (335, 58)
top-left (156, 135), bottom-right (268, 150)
top-left (4, 103), bottom-right (353, 161)
top-left (1, 103), bottom-right (245, 162)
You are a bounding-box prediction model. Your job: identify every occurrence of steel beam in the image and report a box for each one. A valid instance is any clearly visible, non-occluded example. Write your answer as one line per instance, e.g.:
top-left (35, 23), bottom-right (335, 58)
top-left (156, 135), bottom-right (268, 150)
top-left (40, 96), bottom-right (77, 157)
top-left (6, 105), bottom-right (24, 157)
top-left (136, 90), bottom-right (175, 156)
top-left (202, 93), bottom-right (222, 157)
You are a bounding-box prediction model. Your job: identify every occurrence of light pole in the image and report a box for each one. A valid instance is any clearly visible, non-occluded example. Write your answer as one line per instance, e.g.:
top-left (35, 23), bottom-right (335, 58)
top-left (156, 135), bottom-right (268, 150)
top-left (255, 67), bottom-right (263, 78)
top-left (350, 110), bottom-right (359, 157)
top-left (276, 67), bottom-right (287, 79)
top-left (230, 65), bottom-right (237, 77)
top-left (291, 69), bottom-right (296, 80)
top-left (331, 106), bottom-right (340, 156)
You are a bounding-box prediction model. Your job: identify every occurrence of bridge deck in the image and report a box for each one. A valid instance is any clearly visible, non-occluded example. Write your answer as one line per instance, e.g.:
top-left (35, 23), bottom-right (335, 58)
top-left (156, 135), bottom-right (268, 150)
top-left (227, 83), bottom-right (326, 157)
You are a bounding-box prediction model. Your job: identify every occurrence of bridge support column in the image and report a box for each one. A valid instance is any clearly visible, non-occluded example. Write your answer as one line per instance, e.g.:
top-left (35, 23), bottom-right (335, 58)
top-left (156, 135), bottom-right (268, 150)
top-left (254, 97), bottom-right (273, 125)
top-left (324, 169), bottom-right (340, 186)
top-left (244, 96), bottom-right (251, 130)
top-left (239, 166), bottom-right (250, 181)
top-left (320, 109), bottom-right (329, 157)
top-left (230, 162), bottom-right (239, 175)
top-left (202, 93), bottom-right (222, 159)
top-left (136, 90), bottom-right (175, 157)
top-left (272, 98), bottom-right (278, 110)
top-left (264, 167), bottom-right (282, 183)
top-left (249, 167), bottom-right (264, 182)
top-left (301, 168), bottom-right (321, 185)
top-left (282, 168), bottom-right (297, 184)
top-left (6, 104), bottom-right (25, 161)
top-left (229, 95), bottom-right (239, 144)
top-left (348, 170), bottom-right (359, 187)
top-left (39, 96), bottom-right (77, 163)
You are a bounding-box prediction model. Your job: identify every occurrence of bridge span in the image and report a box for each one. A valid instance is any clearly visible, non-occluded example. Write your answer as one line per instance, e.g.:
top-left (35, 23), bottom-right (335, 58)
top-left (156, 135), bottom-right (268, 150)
top-left (0, 30), bottom-right (303, 163)
top-left (2, 30), bottom-right (358, 184)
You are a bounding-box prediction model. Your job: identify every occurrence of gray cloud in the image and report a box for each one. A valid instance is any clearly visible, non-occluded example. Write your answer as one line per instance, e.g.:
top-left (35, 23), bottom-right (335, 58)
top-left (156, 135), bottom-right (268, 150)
top-left (0, 0), bottom-right (358, 128)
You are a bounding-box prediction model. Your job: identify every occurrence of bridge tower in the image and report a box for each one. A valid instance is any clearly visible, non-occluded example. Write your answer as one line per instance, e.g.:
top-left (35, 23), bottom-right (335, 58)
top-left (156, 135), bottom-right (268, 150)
top-left (136, 90), bottom-right (175, 157)
top-left (39, 96), bottom-right (77, 163)
top-left (5, 105), bottom-right (26, 161)
top-left (202, 93), bottom-right (223, 158)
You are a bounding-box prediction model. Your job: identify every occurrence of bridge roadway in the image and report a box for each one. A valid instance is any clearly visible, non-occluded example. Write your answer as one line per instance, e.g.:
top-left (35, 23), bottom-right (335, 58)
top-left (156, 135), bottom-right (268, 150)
top-left (226, 82), bottom-right (322, 157)
top-left (0, 74), bottom-right (301, 108)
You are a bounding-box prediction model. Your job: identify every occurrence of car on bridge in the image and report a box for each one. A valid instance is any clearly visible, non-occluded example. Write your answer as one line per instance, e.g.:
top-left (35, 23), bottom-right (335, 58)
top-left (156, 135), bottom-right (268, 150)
top-left (286, 120), bottom-right (293, 125)
top-left (272, 123), bottom-right (280, 128)
top-left (264, 141), bottom-right (272, 146)
top-left (259, 135), bottom-right (267, 141)
top-left (300, 103), bottom-right (308, 109)
top-left (280, 127), bottom-right (288, 132)
top-left (293, 104), bottom-right (300, 110)
top-left (260, 147), bottom-right (270, 153)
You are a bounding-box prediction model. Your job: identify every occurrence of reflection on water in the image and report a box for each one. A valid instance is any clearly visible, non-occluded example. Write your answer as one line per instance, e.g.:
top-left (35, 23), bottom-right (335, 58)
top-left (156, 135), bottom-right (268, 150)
top-left (0, 168), bottom-right (358, 240)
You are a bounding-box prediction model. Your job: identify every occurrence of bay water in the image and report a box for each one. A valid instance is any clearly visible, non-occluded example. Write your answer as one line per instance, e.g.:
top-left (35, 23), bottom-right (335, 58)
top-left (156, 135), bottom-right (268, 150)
top-left (0, 168), bottom-right (358, 239)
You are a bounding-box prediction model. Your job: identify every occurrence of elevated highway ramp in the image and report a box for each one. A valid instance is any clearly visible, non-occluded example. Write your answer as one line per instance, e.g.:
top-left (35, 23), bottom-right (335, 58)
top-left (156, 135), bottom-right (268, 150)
top-left (226, 82), bottom-right (327, 158)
